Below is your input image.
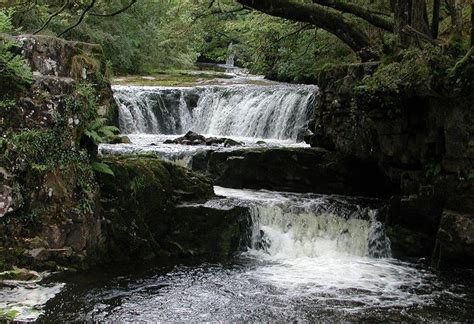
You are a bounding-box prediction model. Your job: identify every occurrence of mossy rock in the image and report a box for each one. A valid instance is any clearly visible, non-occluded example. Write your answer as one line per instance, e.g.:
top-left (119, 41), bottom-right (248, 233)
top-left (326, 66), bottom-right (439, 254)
top-left (97, 155), bottom-right (214, 262)
top-left (0, 267), bottom-right (40, 281)
top-left (107, 135), bottom-right (131, 144)
top-left (164, 205), bottom-right (251, 259)
top-left (386, 225), bottom-right (433, 258)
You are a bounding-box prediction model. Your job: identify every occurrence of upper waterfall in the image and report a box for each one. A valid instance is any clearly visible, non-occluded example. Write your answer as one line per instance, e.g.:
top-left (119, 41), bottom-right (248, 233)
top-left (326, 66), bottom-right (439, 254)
top-left (113, 84), bottom-right (317, 142)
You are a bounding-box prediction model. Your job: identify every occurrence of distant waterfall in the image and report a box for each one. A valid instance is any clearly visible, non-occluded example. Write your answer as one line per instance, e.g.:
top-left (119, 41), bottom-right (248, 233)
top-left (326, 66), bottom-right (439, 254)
top-left (226, 42), bottom-right (235, 67)
top-left (113, 84), bottom-right (317, 141)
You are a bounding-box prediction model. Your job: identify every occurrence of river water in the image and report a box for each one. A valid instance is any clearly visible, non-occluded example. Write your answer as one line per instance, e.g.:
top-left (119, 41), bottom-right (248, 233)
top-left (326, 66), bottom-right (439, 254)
top-left (2, 71), bottom-right (474, 321)
top-left (39, 187), bottom-right (474, 321)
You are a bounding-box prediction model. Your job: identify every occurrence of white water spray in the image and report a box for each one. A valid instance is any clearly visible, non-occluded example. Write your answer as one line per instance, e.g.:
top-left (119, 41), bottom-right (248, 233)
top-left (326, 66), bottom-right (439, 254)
top-left (113, 84), bottom-right (317, 141)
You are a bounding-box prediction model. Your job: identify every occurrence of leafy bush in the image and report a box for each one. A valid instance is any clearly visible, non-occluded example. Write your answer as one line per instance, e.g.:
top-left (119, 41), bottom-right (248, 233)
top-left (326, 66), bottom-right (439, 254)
top-left (0, 9), bottom-right (33, 98)
top-left (355, 46), bottom-right (454, 97)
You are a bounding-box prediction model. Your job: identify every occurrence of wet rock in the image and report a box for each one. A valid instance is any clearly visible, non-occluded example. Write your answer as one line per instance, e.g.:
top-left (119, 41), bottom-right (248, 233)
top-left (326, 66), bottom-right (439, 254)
top-left (223, 138), bottom-right (242, 147)
top-left (192, 147), bottom-right (394, 197)
top-left (165, 131), bottom-right (241, 147)
top-left (163, 204), bottom-right (251, 259)
top-left (108, 135), bottom-right (131, 144)
top-left (0, 267), bottom-right (40, 281)
top-left (432, 209), bottom-right (474, 269)
top-left (97, 155), bottom-right (215, 262)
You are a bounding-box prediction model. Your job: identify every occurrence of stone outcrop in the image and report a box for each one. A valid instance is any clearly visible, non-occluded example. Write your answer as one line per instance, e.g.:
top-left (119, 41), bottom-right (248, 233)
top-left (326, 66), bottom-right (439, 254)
top-left (97, 156), bottom-right (221, 262)
top-left (306, 54), bottom-right (474, 268)
top-left (164, 130), bottom-right (243, 147)
top-left (1, 35), bottom-right (244, 271)
top-left (192, 147), bottom-right (394, 197)
top-left (0, 35), bottom-right (115, 270)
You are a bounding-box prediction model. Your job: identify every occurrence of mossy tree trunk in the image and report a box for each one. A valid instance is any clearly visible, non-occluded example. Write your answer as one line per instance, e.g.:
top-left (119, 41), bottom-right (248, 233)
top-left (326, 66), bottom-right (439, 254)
top-left (411, 0), bottom-right (431, 36)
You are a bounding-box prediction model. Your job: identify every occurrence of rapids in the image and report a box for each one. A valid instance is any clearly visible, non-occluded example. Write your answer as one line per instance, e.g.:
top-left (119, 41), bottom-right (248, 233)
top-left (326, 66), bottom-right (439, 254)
top-left (38, 187), bottom-right (474, 321)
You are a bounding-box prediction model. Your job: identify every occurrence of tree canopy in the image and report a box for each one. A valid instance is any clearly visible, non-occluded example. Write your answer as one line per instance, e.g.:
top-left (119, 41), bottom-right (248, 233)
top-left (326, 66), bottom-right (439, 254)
top-left (1, 0), bottom-right (472, 81)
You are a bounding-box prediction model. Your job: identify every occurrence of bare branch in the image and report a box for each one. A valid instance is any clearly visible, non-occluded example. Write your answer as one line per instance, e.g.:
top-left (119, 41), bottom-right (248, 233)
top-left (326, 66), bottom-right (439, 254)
top-left (89, 0), bottom-right (138, 17)
top-left (58, 0), bottom-right (97, 37)
top-left (33, 0), bottom-right (69, 35)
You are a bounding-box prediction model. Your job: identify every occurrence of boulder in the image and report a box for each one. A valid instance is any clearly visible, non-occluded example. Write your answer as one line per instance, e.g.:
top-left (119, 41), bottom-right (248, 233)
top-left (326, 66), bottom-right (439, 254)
top-left (163, 204), bottom-right (251, 259)
top-left (97, 155), bottom-right (215, 262)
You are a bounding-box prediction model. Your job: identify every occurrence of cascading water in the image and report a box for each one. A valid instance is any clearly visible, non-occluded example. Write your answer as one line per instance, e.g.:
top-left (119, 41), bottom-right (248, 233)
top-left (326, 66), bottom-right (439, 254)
top-left (39, 187), bottom-right (472, 322)
top-left (38, 73), bottom-right (472, 322)
top-left (225, 42), bottom-right (235, 68)
top-left (113, 84), bottom-right (317, 141)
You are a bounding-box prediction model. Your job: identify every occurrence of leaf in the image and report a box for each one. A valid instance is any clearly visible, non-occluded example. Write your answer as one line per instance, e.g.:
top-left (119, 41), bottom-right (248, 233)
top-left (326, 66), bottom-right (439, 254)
top-left (91, 162), bottom-right (114, 176)
top-left (468, 170), bottom-right (474, 180)
top-left (98, 125), bottom-right (119, 137)
top-left (84, 129), bottom-right (104, 144)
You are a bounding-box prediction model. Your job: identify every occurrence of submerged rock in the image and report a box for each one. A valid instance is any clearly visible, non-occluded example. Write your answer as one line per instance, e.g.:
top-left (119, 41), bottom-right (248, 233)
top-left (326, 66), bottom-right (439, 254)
top-left (165, 131), bottom-right (242, 147)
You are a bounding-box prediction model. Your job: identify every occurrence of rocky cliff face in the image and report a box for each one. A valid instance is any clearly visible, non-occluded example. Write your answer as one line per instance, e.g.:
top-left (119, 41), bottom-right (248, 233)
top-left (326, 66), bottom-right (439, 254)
top-left (0, 35), bottom-right (223, 271)
top-left (306, 53), bottom-right (474, 268)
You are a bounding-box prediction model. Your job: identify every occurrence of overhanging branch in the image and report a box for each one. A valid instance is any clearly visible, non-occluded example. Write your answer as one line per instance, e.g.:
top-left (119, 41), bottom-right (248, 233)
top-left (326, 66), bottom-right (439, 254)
top-left (89, 0), bottom-right (138, 17)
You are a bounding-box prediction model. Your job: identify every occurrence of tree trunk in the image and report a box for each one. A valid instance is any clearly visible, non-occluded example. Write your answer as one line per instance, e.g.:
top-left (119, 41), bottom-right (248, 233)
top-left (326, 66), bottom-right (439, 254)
top-left (411, 0), bottom-right (430, 36)
top-left (431, 0), bottom-right (441, 39)
top-left (395, 0), bottom-right (410, 46)
top-left (471, 0), bottom-right (474, 47)
top-left (447, 0), bottom-right (463, 34)
top-left (236, 0), bottom-right (376, 60)
top-left (312, 0), bottom-right (394, 32)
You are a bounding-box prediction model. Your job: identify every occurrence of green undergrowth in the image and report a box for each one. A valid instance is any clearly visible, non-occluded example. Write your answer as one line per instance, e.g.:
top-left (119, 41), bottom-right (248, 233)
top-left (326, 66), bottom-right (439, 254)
top-left (355, 45), bottom-right (472, 108)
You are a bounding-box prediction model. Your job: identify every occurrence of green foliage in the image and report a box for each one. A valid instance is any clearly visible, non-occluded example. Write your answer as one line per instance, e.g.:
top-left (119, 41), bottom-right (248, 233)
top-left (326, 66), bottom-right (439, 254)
top-left (0, 10), bottom-right (33, 98)
top-left (84, 118), bottom-right (119, 145)
top-left (468, 170), bottom-right (474, 180)
top-left (355, 47), bottom-right (454, 97)
top-left (91, 161), bottom-right (114, 176)
top-left (425, 162), bottom-right (442, 179)
top-left (0, 9), bottom-right (14, 32)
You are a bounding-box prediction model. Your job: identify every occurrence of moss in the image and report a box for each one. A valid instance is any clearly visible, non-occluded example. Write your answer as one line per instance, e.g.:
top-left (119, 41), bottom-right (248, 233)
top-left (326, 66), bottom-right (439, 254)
top-left (356, 47), bottom-right (452, 97)
top-left (0, 309), bottom-right (19, 321)
top-left (97, 155), bottom-right (214, 262)
top-left (112, 69), bottom-right (233, 87)
top-left (0, 267), bottom-right (40, 281)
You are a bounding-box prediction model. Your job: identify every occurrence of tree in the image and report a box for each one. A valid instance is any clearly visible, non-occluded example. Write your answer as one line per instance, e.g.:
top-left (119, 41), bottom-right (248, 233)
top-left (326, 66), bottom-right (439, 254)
top-left (236, 0), bottom-right (389, 60)
top-left (471, 0), bottom-right (474, 47)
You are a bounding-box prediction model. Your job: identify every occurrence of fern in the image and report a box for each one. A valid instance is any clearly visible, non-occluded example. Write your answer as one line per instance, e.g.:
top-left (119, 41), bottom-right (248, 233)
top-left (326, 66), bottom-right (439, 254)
top-left (84, 118), bottom-right (119, 145)
top-left (91, 162), bottom-right (114, 176)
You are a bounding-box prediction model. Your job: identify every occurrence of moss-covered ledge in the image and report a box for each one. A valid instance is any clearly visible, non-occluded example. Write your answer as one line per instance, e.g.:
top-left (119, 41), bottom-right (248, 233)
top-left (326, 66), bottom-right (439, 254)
top-left (97, 155), bottom-right (215, 263)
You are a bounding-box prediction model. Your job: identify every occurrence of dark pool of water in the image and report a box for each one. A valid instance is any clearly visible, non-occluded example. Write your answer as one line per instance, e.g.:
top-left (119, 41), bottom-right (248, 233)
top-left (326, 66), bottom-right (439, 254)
top-left (39, 255), bottom-right (474, 322)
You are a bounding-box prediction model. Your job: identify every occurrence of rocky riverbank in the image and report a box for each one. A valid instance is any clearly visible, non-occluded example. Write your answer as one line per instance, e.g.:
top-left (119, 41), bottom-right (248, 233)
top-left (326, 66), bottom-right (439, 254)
top-left (305, 51), bottom-right (474, 268)
top-left (0, 35), bottom-right (240, 272)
